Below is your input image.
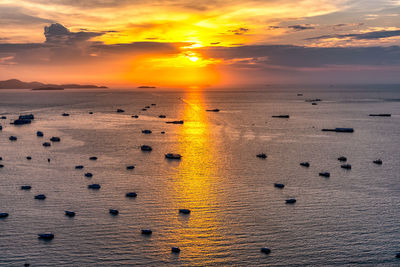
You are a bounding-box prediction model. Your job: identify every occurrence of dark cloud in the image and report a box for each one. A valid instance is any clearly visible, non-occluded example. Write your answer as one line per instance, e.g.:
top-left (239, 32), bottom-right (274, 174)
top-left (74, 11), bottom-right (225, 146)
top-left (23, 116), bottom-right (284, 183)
top-left (44, 23), bottom-right (103, 44)
top-left (230, 28), bottom-right (249, 35)
top-left (307, 29), bottom-right (400, 41)
top-left (0, 5), bottom-right (53, 26)
top-left (288, 24), bottom-right (315, 31)
top-left (200, 45), bottom-right (400, 68)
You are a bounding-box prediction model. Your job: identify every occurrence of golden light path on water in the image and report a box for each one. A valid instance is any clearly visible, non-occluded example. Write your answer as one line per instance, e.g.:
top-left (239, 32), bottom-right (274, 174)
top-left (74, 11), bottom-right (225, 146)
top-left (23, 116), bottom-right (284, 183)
top-left (165, 90), bottom-right (227, 259)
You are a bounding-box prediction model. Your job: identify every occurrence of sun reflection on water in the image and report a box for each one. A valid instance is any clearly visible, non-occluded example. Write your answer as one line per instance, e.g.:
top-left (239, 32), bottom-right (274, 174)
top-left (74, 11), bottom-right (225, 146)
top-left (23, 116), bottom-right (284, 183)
top-left (166, 90), bottom-right (226, 259)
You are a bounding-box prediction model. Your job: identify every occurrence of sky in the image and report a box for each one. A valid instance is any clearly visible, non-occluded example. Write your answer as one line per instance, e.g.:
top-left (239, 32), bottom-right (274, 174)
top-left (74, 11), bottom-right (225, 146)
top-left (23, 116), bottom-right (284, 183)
top-left (0, 0), bottom-right (400, 87)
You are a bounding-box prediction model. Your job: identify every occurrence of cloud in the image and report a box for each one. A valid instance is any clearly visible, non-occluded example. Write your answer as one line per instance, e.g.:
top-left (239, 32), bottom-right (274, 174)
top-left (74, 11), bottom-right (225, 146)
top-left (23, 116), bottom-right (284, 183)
top-left (229, 28), bottom-right (249, 35)
top-left (44, 23), bottom-right (103, 44)
top-left (288, 24), bottom-right (315, 31)
top-left (0, 5), bottom-right (53, 26)
top-left (307, 29), bottom-right (400, 41)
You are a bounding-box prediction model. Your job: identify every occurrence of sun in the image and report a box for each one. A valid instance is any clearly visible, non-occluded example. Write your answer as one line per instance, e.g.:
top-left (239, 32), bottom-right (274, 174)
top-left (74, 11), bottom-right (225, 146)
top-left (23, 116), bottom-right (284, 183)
top-left (188, 56), bottom-right (199, 62)
top-left (185, 52), bottom-right (200, 62)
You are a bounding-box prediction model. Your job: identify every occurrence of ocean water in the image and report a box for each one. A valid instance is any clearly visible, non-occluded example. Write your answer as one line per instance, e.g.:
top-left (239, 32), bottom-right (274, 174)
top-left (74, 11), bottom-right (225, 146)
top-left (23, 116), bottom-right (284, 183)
top-left (0, 86), bottom-right (399, 266)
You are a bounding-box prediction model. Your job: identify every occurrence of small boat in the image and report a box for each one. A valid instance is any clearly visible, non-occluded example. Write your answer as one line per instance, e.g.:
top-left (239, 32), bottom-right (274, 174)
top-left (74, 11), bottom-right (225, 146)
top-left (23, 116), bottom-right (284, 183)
top-left (89, 111), bottom-right (93, 114)
top-left (322, 128), bottom-right (354, 133)
top-left (116, 109), bottom-right (125, 113)
top-left (171, 247), bottom-right (181, 253)
top-left (297, 93), bottom-right (303, 96)
top-left (38, 233), bottom-right (54, 240)
top-left (62, 113), bottom-right (69, 116)
top-left (50, 136), bottom-right (60, 142)
top-left (141, 145), bottom-right (152, 151)
top-left (1, 116), bottom-right (6, 119)
top-left (260, 247), bottom-right (271, 254)
top-left (36, 131), bottom-right (44, 137)
top-left (0, 164), bottom-right (3, 168)
top-left (165, 153), bottom-right (182, 160)
top-left (319, 172), bottom-right (330, 177)
top-left (369, 114), bottom-right (391, 117)
top-left (396, 252), bottom-right (400, 258)
top-left (145, 106), bottom-right (150, 109)
top-left (337, 156), bottom-right (347, 162)
top-left (88, 184), bottom-right (101, 189)
top-left (285, 198), bottom-right (296, 204)
top-left (161, 131), bottom-right (165, 134)
top-left (34, 194), bottom-right (46, 200)
top-left (75, 165), bottom-right (84, 169)
top-left (179, 209), bottom-right (191, 214)
top-left (141, 229), bottom-right (152, 235)
top-left (21, 185), bottom-right (32, 190)
top-left (109, 209), bottom-right (119, 215)
top-left (311, 102), bottom-right (317, 105)
top-left (341, 164), bottom-right (351, 170)
top-left (126, 165), bottom-right (135, 170)
top-left (256, 153), bottom-right (267, 159)
top-left (131, 115), bottom-right (139, 118)
top-left (26, 156), bottom-right (32, 160)
top-left (125, 192), bottom-right (137, 198)
top-left (158, 115), bottom-right (166, 118)
top-left (84, 172), bottom-right (93, 178)
top-left (0, 125), bottom-right (2, 131)
top-left (300, 162), bottom-right (310, 167)
top-left (64, 211), bottom-right (75, 217)
top-left (42, 142), bottom-right (51, 147)
top-left (9, 136), bottom-right (17, 141)
top-left (206, 109), bottom-right (220, 112)
top-left (142, 108), bottom-right (147, 111)
top-left (165, 120), bottom-right (184, 124)
top-left (89, 156), bottom-right (97, 160)
top-left (0, 213), bottom-right (9, 218)
top-left (305, 98), bottom-right (322, 102)
top-left (12, 119), bottom-right (31, 125)
top-left (19, 114), bottom-right (34, 120)
top-left (373, 159), bottom-right (383, 165)
top-left (0, 157), bottom-right (2, 160)
top-left (151, 103), bottom-right (156, 106)
top-left (272, 115), bottom-right (289, 118)
top-left (274, 183), bottom-right (285, 189)
top-left (142, 129), bottom-right (152, 134)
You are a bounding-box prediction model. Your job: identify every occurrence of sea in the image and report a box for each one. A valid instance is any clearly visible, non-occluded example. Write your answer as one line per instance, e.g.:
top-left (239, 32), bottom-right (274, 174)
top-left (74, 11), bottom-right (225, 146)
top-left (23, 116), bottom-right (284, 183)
top-left (0, 85), bottom-right (399, 266)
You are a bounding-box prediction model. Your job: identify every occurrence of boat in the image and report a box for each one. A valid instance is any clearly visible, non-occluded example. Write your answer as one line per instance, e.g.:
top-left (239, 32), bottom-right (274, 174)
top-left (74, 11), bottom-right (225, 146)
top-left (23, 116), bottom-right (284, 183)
top-left (369, 114), bottom-right (391, 117)
top-left (84, 172), bottom-right (93, 177)
top-left (274, 183), bottom-right (285, 189)
top-left (0, 164), bottom-right (3, 168)
top-left (151, 103), bottom-right (156, 106)
top-left (88, 184), bottom-right (101, 189)
top-left (42, 142), bottom-right (51, 147)
top-left (297, 93), bottom-right (303, 96)
top-left (21, 185), bottom-right (32, 190)
top-left (12, 119), bottom-right (31, 125)
top-left (158, 115), bottom-right (166, 118)
top-left (19, 114), bottom-right (34, 120)
top-left (305, 98), bottom-right (322, 102)
top-left (337, 156), bottom-right (347, 161)
top-left (285, 198), bottom-right (296, 204)
top-left (256, 153), bottom-right (267, 159)
top-left (75, 165), bottom-right (84, 169)
top-left (396, 252), bottom-right (400, 258)
top-left (311, 102), bottom-right (317, 105)
top-left (206, 109), bottom-right (220, 112)
top-left (319, 172), bottom-right (330, 177)
top-left (89, 156), bottom-right (97, 160)
top-left (165, 120), bottom-right (184, 124)
top-left (322, 128), bottom-right (354, 132)
top-left (142, 129), bottom-right (152, 134)
top-left (373, 159), bottom-right (382, 165)
top-left (179, 209), bottom-right (191, 214)
top-left (142, 108), bottom-right (147, 111)
top-left (341, 164), bottom-right (351, 170)
top-left (9, 136), bottom-right (17, 141)
top-left (50, 136), bottom-right (60, 142)
top-left (300, 162), bottom-right (310, 167)
top-left (141, 229), bottom-right (152, 235)
top-left (165, 153), bottom-right (182, 159)
top-left (126, 192), bottom-right (137, 198)
top-left (141, 145), bottom-right (152, 151)
top-left (126, 165), bottom-right (135, 170)
top-left (36, 131), bottom-right (44, 137)
top-left (260, 247), bottom-right (271, 254)
top-left (1, 116), bottom-right (6, 119)
top-left (109, 209), bottom-right (119, 215)
top-left (65, 211), bottom-right (75, 217)
top-left (116, 109), bottom-right (125, 113)
top-left (171, 247), bottom-right (181, 253)
top-left (62, 113), bottom-right (69, 116)
top-left (89, 111), bottom-right (93, 114)
top-left (272, 115), bottom-right (289, 118)
top-left (145, 106), bottom-right (150, 109)
top-left (34, 194), bottom-right (46, 200)
top-left (0, 213), bottom-right (9, 218)
top-left (26, 156), bottom-right (32, 160)
top-left (38, 233), bottom-right (54, 240)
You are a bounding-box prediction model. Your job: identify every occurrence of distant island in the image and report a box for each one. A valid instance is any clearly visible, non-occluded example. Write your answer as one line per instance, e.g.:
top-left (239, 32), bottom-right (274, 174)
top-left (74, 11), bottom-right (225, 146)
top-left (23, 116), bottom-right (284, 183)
top-left (138, 86), bottom-right (157, 88)
top-left (0, 79), bottom-right (108, 89)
